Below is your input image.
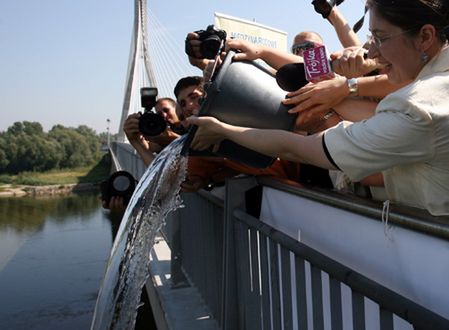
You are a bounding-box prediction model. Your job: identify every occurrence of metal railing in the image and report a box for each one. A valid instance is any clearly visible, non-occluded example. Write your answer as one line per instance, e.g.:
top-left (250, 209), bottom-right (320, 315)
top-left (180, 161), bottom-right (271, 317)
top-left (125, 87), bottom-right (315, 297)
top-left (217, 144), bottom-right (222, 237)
top-left (163, 177), bottom-right (449, 330)
top-left (231, 208), bottom-right (449, 330)
top-left (110, 141), bottom-right (147, 178)
top-left (163, 190), bottom-right (225, 326)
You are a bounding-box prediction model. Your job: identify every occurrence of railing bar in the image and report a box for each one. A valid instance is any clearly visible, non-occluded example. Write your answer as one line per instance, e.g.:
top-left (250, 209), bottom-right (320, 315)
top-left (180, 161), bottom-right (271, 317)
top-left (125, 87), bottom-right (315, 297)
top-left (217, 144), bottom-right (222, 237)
top-left (311, 265), bottom-right (324, 330)
top-left (234, 221), bottom-right (251, 330)
top-left (259, 233), bottom-right (272, 330)
top-left (379, 308), bottom-right (394, 330)
top-left (212, 205), bottom-right (224, 323)
top-left (281, 247), bottom-right (293, 330)
top-left (295, 256), bottom-right (308, 330)
top-left (352, 291), bottom-right (366, 330)
top-left (269, 239), bottom-right (282, 330)
top-left (233, 209), bottom-right (449, 329)
top-left (197, 189), bottom-right (224, 208)
top-left (249, 228), bottom-right (262, 328)
top-left (329, 277), bottom-right (343, 330)
top-left (257, 177), bottom-right (449, 241)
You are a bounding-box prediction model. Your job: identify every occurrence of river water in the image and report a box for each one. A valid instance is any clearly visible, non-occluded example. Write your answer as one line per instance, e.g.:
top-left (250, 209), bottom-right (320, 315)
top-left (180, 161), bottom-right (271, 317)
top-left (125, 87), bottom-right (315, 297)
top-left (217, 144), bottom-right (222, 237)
top-left (0, 193), bottom-right (116, 330)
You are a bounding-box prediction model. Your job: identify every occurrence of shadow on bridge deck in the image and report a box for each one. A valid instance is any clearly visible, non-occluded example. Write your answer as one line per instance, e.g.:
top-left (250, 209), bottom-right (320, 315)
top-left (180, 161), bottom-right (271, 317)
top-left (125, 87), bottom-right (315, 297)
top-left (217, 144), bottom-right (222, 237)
top-left (145, 234), bottom-right (219, 330)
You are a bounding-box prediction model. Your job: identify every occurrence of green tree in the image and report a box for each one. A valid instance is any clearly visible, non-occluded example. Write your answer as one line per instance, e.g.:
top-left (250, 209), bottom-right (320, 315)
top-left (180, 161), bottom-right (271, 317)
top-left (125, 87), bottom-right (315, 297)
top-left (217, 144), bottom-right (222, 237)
top-left (48, 125), bottom-right (96, 168)
top-left (7, 121), bottom-right (44, 136)
top-left (1, 121), bottom-right (105, 174)
top-left (76, 125), bottom-right (101, 160)
top-left (0, 134), bottom-right (9, 172)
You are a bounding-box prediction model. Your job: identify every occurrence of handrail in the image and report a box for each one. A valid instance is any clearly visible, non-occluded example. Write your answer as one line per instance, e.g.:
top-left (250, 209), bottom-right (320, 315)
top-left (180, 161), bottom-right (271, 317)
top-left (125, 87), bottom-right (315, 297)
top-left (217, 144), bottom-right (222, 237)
top-left (258, 177), bottom-right (449, 240)
top-left (233, 207), bottom-right (449, 329)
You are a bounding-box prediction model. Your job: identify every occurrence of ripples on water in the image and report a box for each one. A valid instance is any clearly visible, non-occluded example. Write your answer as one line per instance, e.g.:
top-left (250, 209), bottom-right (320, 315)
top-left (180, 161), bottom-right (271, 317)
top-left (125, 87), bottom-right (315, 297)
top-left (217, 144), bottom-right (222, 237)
top-left (0, 193), bottom-right (113, 330)
top-left (91, 136), bottom-right (188, 330)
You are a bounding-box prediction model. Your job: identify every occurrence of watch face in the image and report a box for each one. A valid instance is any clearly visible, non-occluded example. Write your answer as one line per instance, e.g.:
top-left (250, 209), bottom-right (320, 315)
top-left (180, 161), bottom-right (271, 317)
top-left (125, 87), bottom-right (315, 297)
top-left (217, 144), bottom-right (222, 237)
top-left (348, 78), bottom-right (358, 93)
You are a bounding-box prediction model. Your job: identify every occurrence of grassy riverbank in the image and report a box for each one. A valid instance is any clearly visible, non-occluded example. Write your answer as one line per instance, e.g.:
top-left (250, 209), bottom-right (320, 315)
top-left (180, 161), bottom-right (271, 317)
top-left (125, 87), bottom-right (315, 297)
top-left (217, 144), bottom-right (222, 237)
top-left (0, 154), bottom-right (111, 187)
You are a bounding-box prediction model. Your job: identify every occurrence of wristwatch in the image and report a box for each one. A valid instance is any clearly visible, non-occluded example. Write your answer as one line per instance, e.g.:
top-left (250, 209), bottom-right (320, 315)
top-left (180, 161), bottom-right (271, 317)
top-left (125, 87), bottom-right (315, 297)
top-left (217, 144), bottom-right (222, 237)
top-left (347, 78), bottom-right (358, 96)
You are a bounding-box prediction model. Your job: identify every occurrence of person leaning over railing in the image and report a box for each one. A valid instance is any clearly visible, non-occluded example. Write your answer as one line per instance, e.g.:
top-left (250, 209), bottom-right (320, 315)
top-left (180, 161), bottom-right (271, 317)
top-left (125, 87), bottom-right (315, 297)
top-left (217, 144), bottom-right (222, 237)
top-left (188, 0), bottom-right (449, 216)
top-left (200, 37), bottom-right (376, 194)
top-left (184, 34), bottom-right (344, 190)
top-left (185, 24), bottom-right (364, 190)
top-left (173, 76), bottom-right (309, 192)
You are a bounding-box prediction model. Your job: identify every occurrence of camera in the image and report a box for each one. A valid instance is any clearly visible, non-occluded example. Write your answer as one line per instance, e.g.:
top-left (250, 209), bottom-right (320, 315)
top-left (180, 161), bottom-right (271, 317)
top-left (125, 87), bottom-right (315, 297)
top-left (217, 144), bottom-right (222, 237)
top-left (188, 25), bottom-right (227, 59)
top-left (138, 87), bottom-right (167, 137)
top-left (100, 170), bottom-right (137, 208)
top-left (312, 0), bottom-right (344, 19)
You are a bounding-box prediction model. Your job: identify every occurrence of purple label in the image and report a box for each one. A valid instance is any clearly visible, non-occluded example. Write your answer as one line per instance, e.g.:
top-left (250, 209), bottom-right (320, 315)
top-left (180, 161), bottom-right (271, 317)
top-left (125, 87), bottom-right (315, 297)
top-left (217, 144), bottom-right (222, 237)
top-left (303, 45), bottom-right (333, 82)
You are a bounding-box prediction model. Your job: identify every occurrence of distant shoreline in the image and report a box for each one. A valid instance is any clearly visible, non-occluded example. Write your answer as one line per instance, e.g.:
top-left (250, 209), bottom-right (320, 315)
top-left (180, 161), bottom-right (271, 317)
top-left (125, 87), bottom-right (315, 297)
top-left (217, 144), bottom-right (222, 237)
top-left (0, 183), bottom-right (100, 198)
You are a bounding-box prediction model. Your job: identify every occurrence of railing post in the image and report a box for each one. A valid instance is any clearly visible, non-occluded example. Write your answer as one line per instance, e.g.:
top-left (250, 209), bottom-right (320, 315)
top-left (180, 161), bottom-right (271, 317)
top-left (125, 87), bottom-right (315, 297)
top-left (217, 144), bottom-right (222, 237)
top-left (222, 177), bottom-right (258, 330)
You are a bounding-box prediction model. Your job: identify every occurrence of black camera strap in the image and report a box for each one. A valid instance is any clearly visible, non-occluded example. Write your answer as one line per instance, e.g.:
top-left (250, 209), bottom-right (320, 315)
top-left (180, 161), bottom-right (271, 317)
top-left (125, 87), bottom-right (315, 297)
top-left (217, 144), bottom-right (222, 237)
top-left (353, 4), bottom-right (368, 33)
top-left (203, 39), bottom-right (226, 91)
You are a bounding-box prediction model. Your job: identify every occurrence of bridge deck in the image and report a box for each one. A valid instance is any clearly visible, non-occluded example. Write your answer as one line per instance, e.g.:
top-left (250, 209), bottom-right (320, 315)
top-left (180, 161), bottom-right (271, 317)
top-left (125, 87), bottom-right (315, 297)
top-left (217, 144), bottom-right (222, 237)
top-left (145, 234), bottom-right (219, 330)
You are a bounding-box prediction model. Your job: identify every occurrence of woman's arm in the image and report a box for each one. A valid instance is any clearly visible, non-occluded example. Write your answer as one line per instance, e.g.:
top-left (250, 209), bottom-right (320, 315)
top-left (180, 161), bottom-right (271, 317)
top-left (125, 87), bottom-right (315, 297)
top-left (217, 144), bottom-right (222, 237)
top-left (187, 116), bottom-right (336, 170)
top-left (283, 74), bottom-right (403, 127)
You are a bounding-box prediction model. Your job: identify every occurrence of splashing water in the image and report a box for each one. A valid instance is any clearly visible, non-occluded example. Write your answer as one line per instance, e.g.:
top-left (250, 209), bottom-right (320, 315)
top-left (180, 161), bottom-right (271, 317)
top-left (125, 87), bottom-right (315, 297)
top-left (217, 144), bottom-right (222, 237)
top-left (91, 135), bottom-right (188, 330)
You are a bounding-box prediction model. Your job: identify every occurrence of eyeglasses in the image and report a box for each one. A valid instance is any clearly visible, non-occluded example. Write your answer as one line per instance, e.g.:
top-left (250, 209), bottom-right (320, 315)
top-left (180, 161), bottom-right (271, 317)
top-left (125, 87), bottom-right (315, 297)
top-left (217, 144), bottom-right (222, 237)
top-left (291, 41), bottom-right (315, 55)
top-left (366, 28), bottom-right (416, 47)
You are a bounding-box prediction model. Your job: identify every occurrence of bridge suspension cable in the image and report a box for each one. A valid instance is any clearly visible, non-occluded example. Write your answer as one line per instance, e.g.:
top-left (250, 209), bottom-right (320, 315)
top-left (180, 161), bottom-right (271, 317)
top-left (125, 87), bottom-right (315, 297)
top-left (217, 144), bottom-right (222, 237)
top-left (117, 0), bottom-right (200, 141)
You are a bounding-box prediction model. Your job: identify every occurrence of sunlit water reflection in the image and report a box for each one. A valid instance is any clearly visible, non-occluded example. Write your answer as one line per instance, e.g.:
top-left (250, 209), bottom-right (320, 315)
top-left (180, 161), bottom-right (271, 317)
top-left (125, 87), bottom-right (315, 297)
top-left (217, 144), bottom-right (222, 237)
top-left (0, 193), bottom-right (115, 330)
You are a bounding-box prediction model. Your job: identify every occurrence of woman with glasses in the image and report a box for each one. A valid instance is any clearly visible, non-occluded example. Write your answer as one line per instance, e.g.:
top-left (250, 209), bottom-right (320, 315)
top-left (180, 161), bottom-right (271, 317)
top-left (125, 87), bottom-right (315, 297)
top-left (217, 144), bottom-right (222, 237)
top-left (188, 0), bottom-right (449, 216)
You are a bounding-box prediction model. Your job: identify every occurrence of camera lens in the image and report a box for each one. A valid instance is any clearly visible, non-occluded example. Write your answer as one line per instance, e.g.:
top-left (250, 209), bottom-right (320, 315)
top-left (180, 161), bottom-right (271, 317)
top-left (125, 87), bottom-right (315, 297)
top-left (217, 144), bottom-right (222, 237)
top-left (201, 35), bottom-right (222, 59)
top-left (112, 175), bottom-right (132, 192)
top-left (138, 112), bottom-right (167, 137)
top-left (101, 170), bottom-right (136, 206)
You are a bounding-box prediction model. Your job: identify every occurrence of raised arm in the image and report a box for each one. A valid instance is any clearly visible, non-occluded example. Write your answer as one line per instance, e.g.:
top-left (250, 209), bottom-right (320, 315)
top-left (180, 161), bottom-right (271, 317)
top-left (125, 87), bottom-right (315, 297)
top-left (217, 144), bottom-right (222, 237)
top-left (327, 7), bottom-right (362, 47)
top-left (226, 38), bottom-right (301, 71)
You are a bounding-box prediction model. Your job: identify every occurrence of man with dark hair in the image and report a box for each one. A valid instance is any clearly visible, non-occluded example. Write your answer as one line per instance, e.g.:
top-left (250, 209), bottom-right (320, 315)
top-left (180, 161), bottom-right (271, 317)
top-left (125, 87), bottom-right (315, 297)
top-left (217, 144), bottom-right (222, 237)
top-left (173, 76), bottom-right (204, 120)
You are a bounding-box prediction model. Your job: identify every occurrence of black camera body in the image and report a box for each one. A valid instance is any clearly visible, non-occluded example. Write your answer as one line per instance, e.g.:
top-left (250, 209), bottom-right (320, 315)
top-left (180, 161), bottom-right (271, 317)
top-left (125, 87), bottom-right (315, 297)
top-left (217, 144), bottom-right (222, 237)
top-left (139, 112), bottom-right (167, 137)
top-left (312, 0), bottom-right (344, 18)
top-left (100, 170), bottom-right (137, 208)
top-left (195, 25), bottom-right (227, 59)
top-left (138, 87), bottom-right (167, 137)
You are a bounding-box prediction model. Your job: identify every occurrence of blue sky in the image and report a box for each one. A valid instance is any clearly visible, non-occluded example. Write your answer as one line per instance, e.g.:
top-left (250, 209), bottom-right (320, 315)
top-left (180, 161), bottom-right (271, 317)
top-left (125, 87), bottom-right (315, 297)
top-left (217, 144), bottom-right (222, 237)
top-left (0, 0), bottom-right (367, 134)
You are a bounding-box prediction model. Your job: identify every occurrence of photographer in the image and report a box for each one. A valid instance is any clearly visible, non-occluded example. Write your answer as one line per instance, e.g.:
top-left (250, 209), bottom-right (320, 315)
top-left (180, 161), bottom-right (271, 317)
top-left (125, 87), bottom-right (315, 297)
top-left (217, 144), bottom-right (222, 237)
top-left (123, 97), bottom-right (183, 167)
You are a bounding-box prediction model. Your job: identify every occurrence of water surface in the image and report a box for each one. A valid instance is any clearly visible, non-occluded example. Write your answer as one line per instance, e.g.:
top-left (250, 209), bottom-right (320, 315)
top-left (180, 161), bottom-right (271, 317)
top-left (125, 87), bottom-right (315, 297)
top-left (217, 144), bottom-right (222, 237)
top-left (0, 193), bottom-right (116, 330)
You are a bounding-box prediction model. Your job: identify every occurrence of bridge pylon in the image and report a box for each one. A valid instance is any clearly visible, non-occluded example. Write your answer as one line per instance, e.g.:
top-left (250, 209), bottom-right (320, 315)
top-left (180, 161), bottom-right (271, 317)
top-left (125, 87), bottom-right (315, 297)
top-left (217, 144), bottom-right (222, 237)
top-left (117, 0), bottom-right (157, 142)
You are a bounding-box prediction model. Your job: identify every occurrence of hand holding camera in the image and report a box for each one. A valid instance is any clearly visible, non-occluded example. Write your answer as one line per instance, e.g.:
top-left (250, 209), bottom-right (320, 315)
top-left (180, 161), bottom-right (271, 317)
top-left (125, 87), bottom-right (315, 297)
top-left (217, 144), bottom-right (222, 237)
top-left (138, 87), bottom-right (168, 137)
top-left (312, 0), bottom-right (344, 19)
top-left (100, 170), bottom-right (137, 211)
top-left (185, 25), bottom-right (227, 59)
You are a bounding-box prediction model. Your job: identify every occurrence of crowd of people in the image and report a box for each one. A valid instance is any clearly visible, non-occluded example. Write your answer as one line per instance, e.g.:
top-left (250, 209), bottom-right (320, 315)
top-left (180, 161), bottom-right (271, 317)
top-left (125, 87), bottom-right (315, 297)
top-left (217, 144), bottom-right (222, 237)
top-left (109, 0), bottom-right (449, 217)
